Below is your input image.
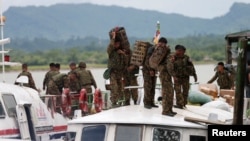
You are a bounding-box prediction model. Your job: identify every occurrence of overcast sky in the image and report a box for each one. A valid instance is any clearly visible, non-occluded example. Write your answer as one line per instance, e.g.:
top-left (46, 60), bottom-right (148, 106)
top-left (1, 0), bottom-right (250, 19)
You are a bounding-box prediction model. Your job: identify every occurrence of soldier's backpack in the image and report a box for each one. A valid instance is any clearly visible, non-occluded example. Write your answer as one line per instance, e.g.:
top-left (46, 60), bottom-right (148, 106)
top-left (149, 46), bottom-right (168, 70)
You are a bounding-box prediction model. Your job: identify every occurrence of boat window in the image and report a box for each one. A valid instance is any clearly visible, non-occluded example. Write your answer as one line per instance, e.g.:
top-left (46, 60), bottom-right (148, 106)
top-left (2, 94), bottom-right (17, 117)
top-left (64, 132), bottom-right (76, 141)
top-left (81, 125), bottom-right (106, 141)
top-left (152, 128), bottom-right (181, 141)
top-left (115, 125), bottom-right (142, 141)
top-left (0, 101), bottom-right (6, 118)
top-left (190, 135), bottom-right (206, 141)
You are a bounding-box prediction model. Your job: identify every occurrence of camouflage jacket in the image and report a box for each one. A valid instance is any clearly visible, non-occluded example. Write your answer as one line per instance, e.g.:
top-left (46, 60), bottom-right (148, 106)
top-left (43, 70), bottom-right (59, 88)
top-left (207, 70), bottom-right (232, 89)
top-left (107, 39), bottom-right (126, 70)
top-left (167, 54), bottom-right (196, 78)
top-left (77, 68), bottom-right (97, 88)
top-left (52, 73), bottom-right (69, 90)
top-left (15, 71), bottom-right (37, 90)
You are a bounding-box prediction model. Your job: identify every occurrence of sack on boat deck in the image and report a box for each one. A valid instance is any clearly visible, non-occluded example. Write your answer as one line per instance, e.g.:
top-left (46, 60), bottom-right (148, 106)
top-left (149, 46), bottom-right (168, 70)
top-left (109, 26), bottom-right (130, 51)
top-left (188, 90), bottom-right (212, 105)
top-left (103, 68), bottom-right (111, 80)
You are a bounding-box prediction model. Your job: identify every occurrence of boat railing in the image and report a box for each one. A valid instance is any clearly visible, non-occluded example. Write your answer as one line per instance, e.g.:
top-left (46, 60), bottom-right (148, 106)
top-left (40, 90), bottom-right (112, 118)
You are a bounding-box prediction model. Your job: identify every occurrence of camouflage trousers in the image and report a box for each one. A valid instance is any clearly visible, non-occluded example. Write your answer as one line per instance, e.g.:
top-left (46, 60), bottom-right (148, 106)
top-left (174, 77), bottom-right (190, 106)
top-left (124, 76), bottom-right (139, 105)
top-left (110, 70), bottom-right (124, 105)
top-left (159, 71), bottom-right (174, 114)
top-left (143, 71), bottom-right (157, 106)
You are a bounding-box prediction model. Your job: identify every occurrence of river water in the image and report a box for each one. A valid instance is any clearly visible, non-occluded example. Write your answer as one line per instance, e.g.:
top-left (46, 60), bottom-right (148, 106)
top-left (1, 64), bottom-right (217, 94)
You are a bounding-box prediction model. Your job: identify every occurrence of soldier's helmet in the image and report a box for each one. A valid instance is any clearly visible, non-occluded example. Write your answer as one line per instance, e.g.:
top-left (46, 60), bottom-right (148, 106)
top-left (79, 61), bottom-right (86, 68)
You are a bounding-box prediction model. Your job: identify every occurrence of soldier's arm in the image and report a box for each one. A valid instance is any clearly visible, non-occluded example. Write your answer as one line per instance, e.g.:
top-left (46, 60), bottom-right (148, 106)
top-left (107, 39), bottom-right (115, 55)
top-left (28, 73), bottom-right (38, 91)
top-left (43, 72), bottom-right (48, 90)
top-left (166, 55), bottom-right (176, 77)
top-left (207, 72), bottom-right (218, 83)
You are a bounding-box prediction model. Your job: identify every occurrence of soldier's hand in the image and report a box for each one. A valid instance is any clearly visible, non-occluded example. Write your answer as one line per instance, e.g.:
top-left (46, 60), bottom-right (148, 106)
top-left (193, 74), bottom-right (198, 82)
top-left (117, 49), bottom-right (125, 55)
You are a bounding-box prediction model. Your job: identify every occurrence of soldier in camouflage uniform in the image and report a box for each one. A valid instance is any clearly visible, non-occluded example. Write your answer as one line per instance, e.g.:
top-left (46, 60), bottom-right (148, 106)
top-left (107, 31), bottom-right (126, 107)
top-left (68, 62), bottom-right (81, 94)
top-left (15, 63), bottom-right (38, 91)
top-left (142, 44), bottom-right (157, 109)
top-left (47, 73), bottom-right (69, 113)
top-left (157, 37), bottom-right (177, 116)
top-left (168, 45), bottom-right (197, 109)
top-left (207, 62), bottom-right (232, 89)
top-left (124, 49), bottom-right (139, 105)
top-left (43, 63), bottom-right (59, 94)
top-left (77, 62), bottom-right (97, 93)
top-left (77, 61), bottom-right (97, 111)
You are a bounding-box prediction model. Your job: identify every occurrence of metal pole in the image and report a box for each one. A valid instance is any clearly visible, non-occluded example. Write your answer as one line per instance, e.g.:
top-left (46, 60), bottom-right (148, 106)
top-left (0, 0), bottom-right (5, 82)
top-left (233, 38), bottom-right (247, 124)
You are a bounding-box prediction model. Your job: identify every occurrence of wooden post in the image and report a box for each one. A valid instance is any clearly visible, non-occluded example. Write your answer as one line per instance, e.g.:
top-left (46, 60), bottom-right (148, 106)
top-left (233, 38), bottom-right (247, 124)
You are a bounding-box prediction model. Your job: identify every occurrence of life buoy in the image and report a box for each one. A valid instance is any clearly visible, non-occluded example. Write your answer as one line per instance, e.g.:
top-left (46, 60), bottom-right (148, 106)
top-left (61, 88), bottom-right (72, 117)
top-left (79, 88), bottom-right (88, 113)
top-left (94, 88), bottom-right (103, 113)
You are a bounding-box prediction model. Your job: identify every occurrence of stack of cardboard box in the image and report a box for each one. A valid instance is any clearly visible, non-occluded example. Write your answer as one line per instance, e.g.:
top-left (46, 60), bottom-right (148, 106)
top-left (219, 89), bottom-right (235, 106)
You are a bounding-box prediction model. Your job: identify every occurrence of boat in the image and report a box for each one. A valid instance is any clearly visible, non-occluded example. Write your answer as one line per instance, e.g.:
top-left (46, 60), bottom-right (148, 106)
top-left (63, 29), bottom-right (250, 141)
top-left (0, 78), bottom-right (69, 141)
top-left (0, 8), bottom-right (69, 140)
top-left (64, 103), bottom-right (233, 141)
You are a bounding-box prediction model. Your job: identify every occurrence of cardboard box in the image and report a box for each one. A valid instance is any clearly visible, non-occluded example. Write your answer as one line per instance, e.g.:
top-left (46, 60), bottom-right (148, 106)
top-left (222, 95), bottom-right (234, 106)
top-left (198, 83), bottom-right (218, 98)
top-left (219, 89), bottom-right (235, 97)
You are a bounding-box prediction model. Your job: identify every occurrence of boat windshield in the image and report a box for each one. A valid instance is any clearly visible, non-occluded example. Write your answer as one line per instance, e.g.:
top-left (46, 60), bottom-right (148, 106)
top-left (0, 101), bottom-right (6, 118)
top-left (81, 125), bottom-right (106, 141)
top-left (2, 94), bottom-right (17, 117)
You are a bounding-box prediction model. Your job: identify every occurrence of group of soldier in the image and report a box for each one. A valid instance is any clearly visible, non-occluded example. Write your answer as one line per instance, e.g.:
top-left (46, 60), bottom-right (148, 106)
top-left (15, 61), bottom-right (97, 114)
top-left (15, 29), bottom-right (236, 117)
top-left (142, 37), bottom-right (197, 117)
top-left (107, 29), bottom-right (198, 116)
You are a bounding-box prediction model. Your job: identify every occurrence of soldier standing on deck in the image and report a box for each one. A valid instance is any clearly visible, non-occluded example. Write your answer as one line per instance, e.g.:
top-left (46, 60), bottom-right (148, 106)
top-left (68, 62), bottom-right (81, 94)
top-left (15, 63), bottom-right (38, 91)
top-left (107, 31), bottom-right (126, 107)
top-left (43, 63), bottom-right (59, 94)
top-left (157, 37), bottom-right (177, 116)
top-left (168, 45), bottom-right (197, 109)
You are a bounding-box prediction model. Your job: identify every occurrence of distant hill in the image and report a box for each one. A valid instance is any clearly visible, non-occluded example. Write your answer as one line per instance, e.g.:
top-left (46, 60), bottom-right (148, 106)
top-left (3, 2), bottom-right (250, 40)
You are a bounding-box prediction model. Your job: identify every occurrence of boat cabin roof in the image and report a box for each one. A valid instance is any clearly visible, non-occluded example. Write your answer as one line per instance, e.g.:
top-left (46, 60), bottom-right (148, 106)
top-left (68, 104), bottom-right (233, 129)
top-left (225, 30), bottom-right (250, 42)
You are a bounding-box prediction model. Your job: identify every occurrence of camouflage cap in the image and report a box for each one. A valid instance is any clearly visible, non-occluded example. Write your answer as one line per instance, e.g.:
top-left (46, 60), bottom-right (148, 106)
top-left (78, 61), bottom-right (86, 68)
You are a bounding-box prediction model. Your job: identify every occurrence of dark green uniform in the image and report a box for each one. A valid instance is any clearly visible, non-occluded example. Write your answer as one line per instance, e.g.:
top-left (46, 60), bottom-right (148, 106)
top-left (15, 71), bottom-right (38, 91)
top-left (168, 54), bottom-right (197, 107)
top-left (208, 70), bottom-right (232, 89)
